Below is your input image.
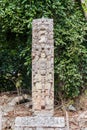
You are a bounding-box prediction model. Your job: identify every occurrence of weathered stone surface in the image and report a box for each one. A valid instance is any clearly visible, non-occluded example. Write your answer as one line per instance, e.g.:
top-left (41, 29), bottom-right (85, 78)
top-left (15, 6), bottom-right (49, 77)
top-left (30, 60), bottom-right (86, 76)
top-left (14, 127), bottom-right (24, 130)
top-left (32, 18), bottom-right (54, 116)
top-left (15, 116), bottom-right (65, 128)
top-left (15, 127), bottom-right (66, 130)
top-left (81, 128), bottom-right (87, 130)
top-left (24, 128), bottom-right (33, 130)
top-left (0, 107), bottom-right (2, 130)
top-left (36, 128), bottom-right (44, 130)
top-left (78, 111), bottom-right (87, 129)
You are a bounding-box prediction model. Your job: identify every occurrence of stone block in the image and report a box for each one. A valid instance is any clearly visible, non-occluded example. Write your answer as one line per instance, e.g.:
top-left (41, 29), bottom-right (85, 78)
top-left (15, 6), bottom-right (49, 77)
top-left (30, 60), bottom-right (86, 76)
top-left (14, 127), bottom-right (24, 130)
top-left (15, 116), bottom-right (65, 128)
top-left (55, 128), bottom-right (64, 130)
top-left (36, 128), bottom-right (44, 130)
top-left (24, 128), bottom-right (33, 130)
top-left (44, 128), bottom-right (54, 130)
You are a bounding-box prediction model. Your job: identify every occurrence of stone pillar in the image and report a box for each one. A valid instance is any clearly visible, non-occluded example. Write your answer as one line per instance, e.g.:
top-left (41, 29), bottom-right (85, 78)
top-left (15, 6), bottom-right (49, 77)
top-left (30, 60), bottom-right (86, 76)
top-left (32, 18), bottom-right (54, 116)
top-left (0, 107), bottom-right (2, 130)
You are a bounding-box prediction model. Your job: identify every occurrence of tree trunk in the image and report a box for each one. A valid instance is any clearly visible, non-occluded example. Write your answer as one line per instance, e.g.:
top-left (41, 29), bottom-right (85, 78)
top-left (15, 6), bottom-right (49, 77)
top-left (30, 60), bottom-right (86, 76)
top-left (81, 0), bottom-right (87, 20)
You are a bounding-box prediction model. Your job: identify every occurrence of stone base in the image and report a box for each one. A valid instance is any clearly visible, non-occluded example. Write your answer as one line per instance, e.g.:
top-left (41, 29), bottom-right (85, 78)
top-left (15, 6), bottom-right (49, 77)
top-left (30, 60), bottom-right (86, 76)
top-left (33, 110), bottom-right (54, 117)
top-left (14, 116), bottom-right (65, 130)
top-left (15, 128), bottom-right (66, 130)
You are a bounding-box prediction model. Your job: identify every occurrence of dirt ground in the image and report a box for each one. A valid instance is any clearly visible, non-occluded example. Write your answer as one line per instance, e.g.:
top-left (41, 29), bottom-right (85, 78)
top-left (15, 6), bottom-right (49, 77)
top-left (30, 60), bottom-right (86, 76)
top-left (0, 91), bottom-right (87, 130)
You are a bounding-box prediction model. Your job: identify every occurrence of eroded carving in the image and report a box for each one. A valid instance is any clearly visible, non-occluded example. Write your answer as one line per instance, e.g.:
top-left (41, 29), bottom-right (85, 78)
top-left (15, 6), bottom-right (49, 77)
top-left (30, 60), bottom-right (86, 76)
top-left (32, 18), bottom-right (54, 116)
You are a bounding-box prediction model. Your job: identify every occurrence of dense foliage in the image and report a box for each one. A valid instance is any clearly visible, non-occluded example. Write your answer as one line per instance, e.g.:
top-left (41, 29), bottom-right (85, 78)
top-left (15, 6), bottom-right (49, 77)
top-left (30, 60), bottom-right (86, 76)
top-left (0, 0), bottom-right (87, 97)
top-left (81, 0), bottom-right (87, 20)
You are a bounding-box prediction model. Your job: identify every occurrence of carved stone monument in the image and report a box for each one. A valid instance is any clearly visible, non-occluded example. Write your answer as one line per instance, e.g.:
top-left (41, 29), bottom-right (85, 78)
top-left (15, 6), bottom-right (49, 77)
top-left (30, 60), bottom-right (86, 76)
top-left (14, 18), bottom-right (65, 130)
top-left (0, 107), bottom-right (2, 130)
top-left (32, 18), bottom-right (54, 116)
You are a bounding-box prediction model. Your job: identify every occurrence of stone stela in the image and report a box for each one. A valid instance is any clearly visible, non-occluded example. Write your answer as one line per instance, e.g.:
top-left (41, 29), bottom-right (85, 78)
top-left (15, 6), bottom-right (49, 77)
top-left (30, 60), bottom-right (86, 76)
top-left (14, 18), bottom-right (65, 130)
top-left (32, 18), bottom-right (54, 116)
